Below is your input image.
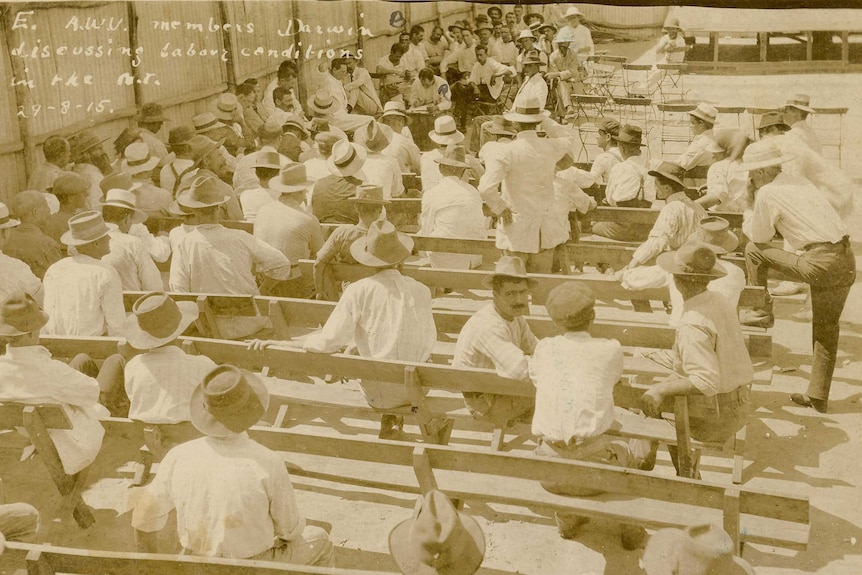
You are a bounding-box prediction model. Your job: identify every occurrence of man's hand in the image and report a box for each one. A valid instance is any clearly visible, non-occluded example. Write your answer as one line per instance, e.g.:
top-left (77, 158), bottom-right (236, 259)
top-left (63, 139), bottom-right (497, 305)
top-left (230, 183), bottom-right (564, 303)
top-left (246, 339), bottom-right (292, 351)
top-left (499, 208), bottom-right (515, 225)
top-left (427, 103), bottom-right (438, 113)
top-left (640, 387), bottom-right (665, 418)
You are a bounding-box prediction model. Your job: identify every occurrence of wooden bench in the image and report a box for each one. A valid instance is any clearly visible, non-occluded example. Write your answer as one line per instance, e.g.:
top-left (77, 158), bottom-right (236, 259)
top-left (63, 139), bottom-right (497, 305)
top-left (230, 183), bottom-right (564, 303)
top-left (0, 403), bottom-right (95, 529)
top-left (590, 206), bottom-right (744, 229)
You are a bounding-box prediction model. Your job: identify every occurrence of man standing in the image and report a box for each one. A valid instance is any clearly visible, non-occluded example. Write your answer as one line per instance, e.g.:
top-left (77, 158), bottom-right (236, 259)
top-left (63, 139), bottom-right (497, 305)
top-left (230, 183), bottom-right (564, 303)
top-left (453, 256), bottom-right (537, 425)
top-left (782, 93), bottom-right (822, 154)
top-left (738, 141), bottom-right (854, 413)
top-left (4, 191), bottom-right (62, 279)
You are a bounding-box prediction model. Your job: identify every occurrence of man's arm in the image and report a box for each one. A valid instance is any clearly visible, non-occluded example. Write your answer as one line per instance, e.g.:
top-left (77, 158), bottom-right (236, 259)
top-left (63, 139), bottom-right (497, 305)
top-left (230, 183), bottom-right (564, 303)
top-left (302, 288), bottom-right (358, 353)
top-left (102, 269), bottom-right (127, 337)
top-left (472, 323), bottom-right (533, 381)
top-left (742, 190), bottom-right (778, 244)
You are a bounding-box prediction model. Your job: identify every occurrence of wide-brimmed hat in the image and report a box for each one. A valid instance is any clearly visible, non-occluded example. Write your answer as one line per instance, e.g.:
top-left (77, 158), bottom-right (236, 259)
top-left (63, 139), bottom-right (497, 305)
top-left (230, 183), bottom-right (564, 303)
top-left (327, 139), bottom-right (367, 177)
top-left (553, 31), bottom-right (574, 44)
top-left (137, 102), bottom-right (168, 123)
top-left (193, 112), bottom-right (227, 134)
top-left (516, 29), bottom-right (537, 42)
top-left (693, 216), bottom-right (739, 254)
top-left (546, 283), bottom-right (595, 327)
top-left (350, 220), bottom-right (414, 267)
top-left (357, 121), bottom-right (392, 153)
top-left (538, 23), bottom-right (557, 34)
top-left (213, 93), bottom-right (239, 122)
top-left (523, 12), bottom-right (544, 25)
top-left (114, 127), bottom-right (143, 156)
top-left (314, 132), bottom-right (343, 150)
top-left (783, 93), bottom-right (814, 114)
top-left (521, 49), bottom-right (543, 66)
top-left (190, 365), bottom-right (269, 437)
top-left (308, 89), bottom-right (337, 116)
top-left (348, 184), bottom-right (391, 205)
top-left (50, 172), bottom-right (89, 197)
top-left (187, 135), bottom-right (225, 164)
top-left (434, 144), bottom-right (470, 169)
top-left (648, 161), bottom-right (687, 188)
top-left (481, 256), bottom-right (538, 288)
top-left (124, 291), bottom-right (199, 350)
top-left (663, 16), bottom-right (683, 30)
top-left (168, 126), bottom-right (196, 152)
top-left (121, 142), bottom-right (160, 176)
top-left (757, 111), bottom-right (790, 132)
top-left (101, 189), bottom-right (148, 224)
top-left (60, 210), bottom-right (112, 246)
top-left (504, 95), bottom-right (550, 123)
top-left (737, 140), bottom-right (793, 171)
top-left (564, 7), bottom-right (584, 19)
top-left (252, 150), bottom-right (285, 171)
top-left (448, 20), bottom-right (466, 33)
top-left (476, 21), bottom-right (494, 33)
top-left (0, 292), bottom-right (49, 337)
top-left (282, 115), bottom-right (310, 138)
top-left (596, 117), bottom-right (621, 137)
top-left (690, 103), bottom-right (718, 125)
top-left (429, 116), bottom-right (464, 145)
top-left (657, 242), bottom-right (727, 279)
top-left (487, 6), bottom-right (503, 19)
top-left (71, 131), bottom-right (109, 157)
top-left (614, 124), bottom-right (644, 146)
top-left (177, 175), bottom-right (230, 209)
top-left (381, 100), bottom-right (412, 124)
top-left (168, 199), bottom-right (192, 217)
top-left (0, 202), bottom-right (21, 230)
top-left (642, 524), bottom-right (754, 575)
top-left (389, 490), bottom-right (485, 575)
top-left (269, 163), bottom-right (314, 195)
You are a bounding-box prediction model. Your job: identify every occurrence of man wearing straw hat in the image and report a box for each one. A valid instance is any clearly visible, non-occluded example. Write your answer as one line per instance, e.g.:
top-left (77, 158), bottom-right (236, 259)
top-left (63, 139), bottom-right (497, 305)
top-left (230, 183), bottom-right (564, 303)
top-left (422, 115), bottom-right (484, 192)
top-left (185, 135), bottom-right (244, 221)
top-left (99, 189), bottom-right (162, 291)
top-left (547, 32), bottom-right (584, 119)
top-left (677, 103), bottom-right (719, 172)
top-left (354, 121), bottom-right (404, 199)
top-left (652, 15), bottom-right (687, 73)
top-left (738, 140), bottom-right (854, 413)
top-left (158, 125), bottom-right (197, 197)
top-left (193, 111), bottom-right (244, 157)
top-left (312, 139), bottom-right (369, 224)
top-left (0, 203), bottom-right (43, 305)
top-left (558, 7), bottom-right (594, 62)
top-left (641, 523), bottom-right (755, 575)
top-left (232, 118), bottom-right (288, 195)
top-left (99, 171), bottom-right (171, 265)
top-left (238, 149), bottom-right (286, 222)
top-left (310, 62), bottom-right (375, 135)
top-left (121, 142), bottom-right (173, 217)
top-left (782, 93), bottom-right (821, 154)
top-left (132, 364), bottom-right (334, 566)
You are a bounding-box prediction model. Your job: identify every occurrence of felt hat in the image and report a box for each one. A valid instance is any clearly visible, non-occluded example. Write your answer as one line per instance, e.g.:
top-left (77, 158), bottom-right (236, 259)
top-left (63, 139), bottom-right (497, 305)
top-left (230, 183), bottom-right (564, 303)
top-left (190, 365), bottom-right (269, 437)
top-left (614, 124), bottom-right (644, 146)
top-left (0, 292), bottom-right (49, 337)
top-left (348, 184), bottom-right (390, 205)
top-left (50, 172), bottom-right (90, 197)
top-left (486, 116), bottom-right (515, 138)
top-left (657, 242), bottom-right (727, 280)
top-left (137, 102), bottom-right (168, 123)
top-left (259, 117), bottom-right (285, 140)
top-left (663, 16), bottom-right (683, 30)
top-left (193, 112), bottom-right (227, 134)
top-left (269, 162), bottom-right (314, 195)
top-left (389, 490), bottom-right (485, 575)
top-left (738, 140), bottom-right (793, 171)
top-left (186, 135), bottom-right (225, 164)
top-left (596, 117), bottom-right (621, 137)
top-left (101, 188), bottom-right (148, 225)
top-left (546, 283), bottom-right (595, 327)
top-left (692, 216), bottom-right (739, 254)
top-left (523, 12), bottom-right (544, 25)
top-left (476, 21), bottom-right (494, 33)
top-left (381, 100), bottom-right (412, 124)
top-left (783, 93), bottom-right (814, 114)
top-left (428, 116), bottom-right (464, 145)
top-left (434, 144), bottom-right (470, 169)
top-left (504, 94), bottom-right (550, 123)
top-left (60, 210), bottom-right (112, 246)
top-left (689, 103), bottom-right (718, 125)
top-left (350, 220), bottom-right (414, 267)
top-left (213, 93), bottom-right (239, 122)
top-left (517, 29), bottom-right (537, 42)
top-left (482, 256), bottom-right (538, 288)
top-left (564, 7), bottom-right (584, 19)
top-left (168, 199), bottom-right (192, 217)
top-left (326, 139), bottom-right (367, 178)
top-left (521, 49), bottom-right (544, 66)
top-left (252, 150), bottom-right (286, 171)
top-left (176, 175), bottom-right (230, 209)
top-left (0, 202), bottom-right (21, 230)
top-left (282, 115), bottom-right (310, 137)
top-left (308, 89), bottom-right (337, 116)
top-left (487, 6), bottom-right (503, 20)
top-left (642, 524), bottom-right (754, 575)
top-left (648, 161), bottom-right (687, 188)
top-left (357, 121), bottom-right (392, 153)
top-left (168, 125), bottom-right (196, 151)
top-left (121, 142), bottom-right (160, 175)
top-left (113, 127), bottom-right (143, 156)
top-left (70, 131), bottom-right (109, 157)
top-left (123, 291), bottom-right (199, 350)
top-left (757, 112), bottom-right (790, 132)
top-left (448, 20), bottom-right (465, 33)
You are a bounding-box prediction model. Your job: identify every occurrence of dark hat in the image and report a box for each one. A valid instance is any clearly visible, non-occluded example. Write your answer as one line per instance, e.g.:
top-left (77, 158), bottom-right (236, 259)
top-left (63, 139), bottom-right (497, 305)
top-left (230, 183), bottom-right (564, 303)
top-left (70, 131), bottom-right (108, 157)
top-left (190, 365), bottom-right (269, 437)
top-left (137, 102), bottom-right (168, 123)
top-left (168, 126), bottom-right (196, 150)
top-left (657, 242), bottom-right (727, 280)
top-left (482, 256), bottom-right (538, 288)
top-left (692, 216), bottom-right (739, 254)
top-left (523, 12), bottom-right (545, 25)
top-left (357, 121), bottom-right (392, 153)
top-left (0, 292), bottom-right (49, 337)
top-left (100, 171), bottom-right (142, 195)
top-left (648, 161), bottom-right (687, 188)
top-left (350, 220), bottom-right (414, 267)
top-left (124, 292), bottom-right (199, 350)
top-left (614, 124), bottom-right (644, 146)
top-left (546, 283), bottom-right (595, 327)
top-left (487, 6), bottom-right (503, 19)
top-left (434, 144), bottom-right (470, 169)
top-left (757, 112), bottom-right (790, 132)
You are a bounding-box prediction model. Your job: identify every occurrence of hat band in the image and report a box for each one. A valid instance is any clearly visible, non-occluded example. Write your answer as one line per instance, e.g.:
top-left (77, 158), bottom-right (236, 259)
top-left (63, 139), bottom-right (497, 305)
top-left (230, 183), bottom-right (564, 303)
top-left (136, 300), bottom-right (182, 338)
top-left (515, 106), bottom-right (541, 115)
top-left (127, 154), bottom-right (154, 167)
top-left (314, 99), bottom-right (333, 110)
top-left (0, 215), bottom-right (9, 225)
top-left (108, 199), bottom-right (137, 210)
top-left (788, 99), bottom-right (809, 107)
top-left (196, 119), bottom-right (219, 131)
top-left (435, 127), bottom-right (458, 136)
top-left (334, 146), bottom-right (357, 168)
top-left (204, 382), bottom-right (251, 412)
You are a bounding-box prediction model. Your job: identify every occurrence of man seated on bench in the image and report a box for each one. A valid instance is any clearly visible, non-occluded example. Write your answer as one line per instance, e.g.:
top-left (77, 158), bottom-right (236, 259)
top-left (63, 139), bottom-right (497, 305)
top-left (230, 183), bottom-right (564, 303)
top-left (453, 257), bottom-right (536, 426)
top-left (131, 365), bottom-right (334, 566)
top-left (0, 292), bottom-right (108, 476)
top-left (530, 282), bottom-right (657, 549)
top-left (642, 244), bottom-right (753, 475)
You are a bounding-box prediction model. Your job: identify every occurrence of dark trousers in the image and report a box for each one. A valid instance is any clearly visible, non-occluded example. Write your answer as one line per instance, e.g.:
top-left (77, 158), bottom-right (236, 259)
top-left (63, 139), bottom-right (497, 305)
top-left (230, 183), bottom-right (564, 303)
top-left (745, 238), bottom-right (855, 401)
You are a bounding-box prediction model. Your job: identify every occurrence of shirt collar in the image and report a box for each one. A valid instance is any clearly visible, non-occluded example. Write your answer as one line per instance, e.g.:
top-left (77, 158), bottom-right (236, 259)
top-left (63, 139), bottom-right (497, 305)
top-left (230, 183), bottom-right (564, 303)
top-left (666, 191), bottom-right (688, 203)
top-left (4, 345), bottom-right (51, 360)
top-left (563, 331), bottom-right (592, 340)
top-left (516, 130), bottom-right (539, 140)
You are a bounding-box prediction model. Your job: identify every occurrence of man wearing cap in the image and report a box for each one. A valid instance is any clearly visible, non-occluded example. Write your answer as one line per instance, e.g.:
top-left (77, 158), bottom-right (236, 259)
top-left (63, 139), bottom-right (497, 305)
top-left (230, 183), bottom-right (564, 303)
top-left (70, 131), bottom-right (112, 209)
top-left (782, 94), bottom-right (821, 154)
top-left (136, 103), bottom-right (170, 161)
top-left (0, 205), bottom-right (43, 305)
top-left (380, 102), bottom-right (422, 174)
top-left (0, 292), bottom-right (110, 474)
top-left (420, 145), bottom-right (487, 271)
top-left (422, 115), bottom-right (484, 192)
top-left (642, 523), bottom-right (755, 575)
top-left (28, 135), bottom-right (70, 202)
top-left (677, 103), bottom-right (718, 171)
top-left (739, 141), bottom-right (854, 413)
top-left (312, 140), bottom-right (369, 224)
top-left (547, 35), bottom-right (584, 118)
top-left (131, 364), bottom-right (334, 566)
top-left (254, 164), bottom-right (323, 298)
top-left (566, 117), bottom-right (622, 191)
top-left (159, 126), bottom-right (197, 196)
top-left (100, 189), bottom-right (162, 291)
top-left (355, 122), bottom-right (404, 199)
top-left (239, 150), bottom-right (285, 222)
top-left (643, 243), bottom-right (753, 473)
top-left (44, 172), bottom-right (91, 248)
top-left (515, 30), bottom-right (548, 75)
top-left (4, 191), bottom-right (61, 279)
top-left (342, 51), bottom-right (382, 116)
top-left (408, 68), bottom-right (452, 113)
top-left (122, 142), bottom-right (174, 217)
top-left (477, 95), bottom-right (574, 273)
top-left (559, 7), bottom-right (594, 62)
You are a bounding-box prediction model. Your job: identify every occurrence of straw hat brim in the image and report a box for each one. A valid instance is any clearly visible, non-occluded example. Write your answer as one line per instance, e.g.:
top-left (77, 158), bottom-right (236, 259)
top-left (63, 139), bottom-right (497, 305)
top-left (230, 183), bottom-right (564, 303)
top-left (189, 372), bottom-right (270, 437)
top-left (434, 157), bottom-right (470, 169)
top-left (648, 169), bottom-right (686, 189)
top-left (326, 145), bottom-right (367, 178)
top-left (381, 110), bottom-right (412, 124)
top-left (388, 511), bottom-right (486, 575)
top-left (785, 103), bottom-right (815, 114)
top-left (214, 110), bottom-right (235, 122)
top-left (350, 232), bottom-right (414, 267)
top-left (100, 201), bottom-right (148, 225)
top-left (503, 109), bottom-right (551, 123)
top-left (60, 225), bottom-right (111, 247)
top-left (308, 99), bottom-right (337, 116)
top-left (656, 251), bottom-right (727, 279)
top-left (697, 231), bottom-right (739, 255)
top-left (0, 218), bottom-right (21, 230)
top-left (196, 121), bottom-right (229, 134)
top-left (481, 273), bottom-right (539, 288)
top-left (737, 154), bottom-right (794, 171)
top-left (168, 200), bottom-right (192, 216)
top-left (689, 110), bottom-right (716, 124)
top-left (0, 309), bottom-right (49, 337)
top-left (268, 177), bottom-right (314, 195)
top-left (122, 156), bottom-right (160, 175)
top-left (428, 131), bottom-right (465, 145)
top-left (123, 301), bottom-right (199, 350)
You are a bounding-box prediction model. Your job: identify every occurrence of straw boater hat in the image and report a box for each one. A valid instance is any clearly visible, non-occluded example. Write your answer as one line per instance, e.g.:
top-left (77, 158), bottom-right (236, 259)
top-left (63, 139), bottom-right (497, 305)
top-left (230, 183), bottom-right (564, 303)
top-left (737, 140), bottom-right (793, 171)
top-left (269, 163), bottom-right (314, 195)
top-left (101, 189), bottom-right (148, 225)
top-left (546, 283), bottom-right (596, 328)
top-left (784, 93), bottom-right (814, 114)
top-left (190, 365), bottom-right (270, 437)
top-left (757, 112), bottom-right (790, 132)
top-left (350, 220), bottom-right (414, 268)
top-left (60, 210), bottom-right (112, 247)
top-left (348, 184), bottom-right (390, 205)
top-left (357, 122), bottom-right (392, 153)
top-left (121, 142), bottom-right (160, 176)
top-left (663, 16), bottom-right (683, 30)
top-left (648, 161), bottom-right (687, 189)
top-left (193, 112), bottom-right (227, 134)
top-left (389, 490), bottom-right (485, 575)
top-left (0, 292), bottom-right (49, 337)
top-left (642, 524), bottom-right (754, 575)
top-left (213, 93), bottom-right (239, 122)
top-left (428, 116), bottom-right (464, 146)
top-left (308, 89), bottom-right (337, 116)
top-left (327, 139), bottom-right (367, 178)
top-left (0, 202), bottom-right (20, 230)
top-left (124, 291), bottom-right (199, 350)
top-left (137, 102), bottom-right (168, 124)
top-left (50, 172), bottom-right (89, 198)
top-left (692, 216), bottom-right (739, 254)
top-left (380, 100), bottom-right (412, 124)
top-left (482, 256), bottom-right (538, 288)
top-left (689, 103), bottom-right (718, 125)
top-left (434, 144), bottom-right (470, 169)
top-left (657, 242), bottom-right (727, 280)
top-left (504, 94), bottom-right (550, 123)
top-left (614, 124), bottom-right (644, 146)
top-left (176, 175), bottom-right (230, 209)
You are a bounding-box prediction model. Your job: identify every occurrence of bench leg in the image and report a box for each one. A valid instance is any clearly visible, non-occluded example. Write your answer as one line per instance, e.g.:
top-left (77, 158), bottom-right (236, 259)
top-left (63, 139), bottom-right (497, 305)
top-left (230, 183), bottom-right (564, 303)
top-left (731, 426), bottom-right (747, 485)
top-left (133, 446), bottom-right (153, 487)
top-left (418, 418), bottom-right (454, 445)
top-left (58, 468), bottom-right (95, 529)
top-left (490, 428), bottom-right (505, 451)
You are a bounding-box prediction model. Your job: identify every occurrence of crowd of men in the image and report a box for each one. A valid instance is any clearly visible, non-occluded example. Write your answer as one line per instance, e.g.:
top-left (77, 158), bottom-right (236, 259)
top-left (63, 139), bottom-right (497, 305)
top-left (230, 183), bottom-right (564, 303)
top-left (0, 5), bottom-right (854, 574)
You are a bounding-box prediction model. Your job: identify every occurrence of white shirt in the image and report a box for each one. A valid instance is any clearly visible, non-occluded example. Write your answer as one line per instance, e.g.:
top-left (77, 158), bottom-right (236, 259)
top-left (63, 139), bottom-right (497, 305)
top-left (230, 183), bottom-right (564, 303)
top-left (132, 433), bottom-right (306, 559)
top-left (529, 332), bottom-right (622, 442)
top-left (233, 147), bottom-right (290, 195)
top-left (408, 76), bottom-right (452, 111)
top-left (478, 132), bottom-right (574, 252)
top-left (402, 42), bottom-right (428, 74)
top-left (676, 130), bottom-right (715, 172)
top-left (669, 261), bottom-right (746, 328)
top-left (0, 345), bottom-right (107, 474)
top-left (169, 223), bottom-right (196, 253)
top-left (512, 73), bottom-right (549, 111)
top-left (655, 34), bottom-right (686, 66)
top-left (125, 346), bottom-right (217, 424)
top-left (467, 58), bottom-right (515, 91)
top-left (491, 42), bottom-right (519, 67)
top-left (790, 120), bottom-right (822, 155)
top-left (303, 269), bottom-right (436, 363)
top-left (453, 303), bottom-right (537, 381)
top-left (420, 176), bottom-right (486, 270)
top-left (706, 158), bottom-right (748, 211)
top-left (0, 251), bottom-right (43, 304)
top-left (421, 149), bottom-right (484, 193)
top-left (574, 147), bottom-right (622, 187)
top-left (605, 155), bottom-right (648, 206)
top-left (254, 200), bottom-right (324, 277)
top-left (383, 132), bottom-right (421, 174)
top-left (240, 187), bottom-right (279, 222)
top-left (72, 163), bottom-right (106, 210)
top-left (357, 153), bottom-right (404, 199)
top-left (631, 193), bottom-right (707, 265)
top-left (102, 229), bottom-right (163, 291)
top-left (129, 222), bottom-right (171, 264)
top-left (160, 158), bottom-right (196, 197)
top-left (262, 78), bottom-right (302, 120)
top-left (43, 254), bottom-right (125, 337)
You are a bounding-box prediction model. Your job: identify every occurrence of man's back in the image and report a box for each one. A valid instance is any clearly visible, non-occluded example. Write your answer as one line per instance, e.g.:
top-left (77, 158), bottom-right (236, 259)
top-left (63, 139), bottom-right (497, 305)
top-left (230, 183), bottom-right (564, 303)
top-left (254, 201), bottom-right (323, 264)
top-left (312, 175), bottom-right (362, 224)
top-left (3, 224), bottom-right (62, 279)
top-left (102, 229), bottom-right (163, 291)
top-left (44, 255), bottom-right (125, 336)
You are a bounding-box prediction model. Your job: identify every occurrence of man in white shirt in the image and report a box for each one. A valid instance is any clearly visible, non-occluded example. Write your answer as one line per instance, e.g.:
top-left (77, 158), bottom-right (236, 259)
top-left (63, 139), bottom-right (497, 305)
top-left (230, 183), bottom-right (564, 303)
top-left (380, 102), bottom-right (422, 174)
top-left (354, 122), bottom-right (404, 199)
top-left (408, 68), bottom-right (452, 113)
top-left (423, 25), bottom-right (448, 72)
top-left (467, 45), bottom-right (516, 105)
top-left (676, 103), bottom-right (717, 171)
top-left (343, 51), bottom-right (382, 116)
top-left (402, 25), bottom-right (429, 76)
top-left (261, 60), bottom-right (303, 121)
top-left (239, 150), bottom-right (285, 222)
top-left (121, 142), bottom-right (174, 218)
top-left (491, 27), bottom-right (519, 67)
top-left (376, 43), bottom-right (411, 104)
top-left (559, 7), bottom-right (594, 63)
top-left (422, 115), bottom-right (484, 192)
top-left (99, 172), bottom-right (171, 265)
top-left (0, 203), bottom-right (43, 305)
top-left (100, 189), bottom-right (163, 291)
top-left (515, 30), bottom-right (548, 75)
top-left (512, 51), bottom-right (548, 110)
top-left (135, 103), bottom-right (170, 162)
top-left (781, 93), bottom-right (822, 154)
top-left (307, 73), bottom-right (373, 136)
top-left (159, 126), bottom-right (196, 197)
top-left (132, 364), bottom-right (333, 566)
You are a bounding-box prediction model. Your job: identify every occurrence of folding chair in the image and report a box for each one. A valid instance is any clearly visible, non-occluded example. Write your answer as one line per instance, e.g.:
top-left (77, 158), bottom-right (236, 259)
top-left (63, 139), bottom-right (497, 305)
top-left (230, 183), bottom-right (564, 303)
top-left (587, 54), bottom-right (627, 101)
top-left (570, 94), bottom-right (610, 161)
top-left (715, 105), bottom-right (746, 129)
top-left (655, 63), bottom-right (688, 102)
top-left (811, 107), bottom-right (848, 167)
top-left (622, 63), bottom-right (653, 98)
top-left (613, 95), bottom-right (654, 163)
top-left (656, 102), bottom-right (697, 161)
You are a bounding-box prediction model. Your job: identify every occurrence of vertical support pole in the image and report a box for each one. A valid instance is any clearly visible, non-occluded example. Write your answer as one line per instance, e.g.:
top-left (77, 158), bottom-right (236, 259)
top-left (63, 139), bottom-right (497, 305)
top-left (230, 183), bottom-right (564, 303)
top-left (723, 488), bottom-right (742, 554)
top-left (126, 2), bottom-right (143, 108)
top-left (2, 5), bottom-right (37, 186)
top-left (290, 0), bottom-right (306, 107)
top-left (355, 1), bottom-right (364, 55)
top-left (758, 33), bottom-right (768, 63)
top-left (806, 31), bottom-right (813, 62)
top-left (841, 31), bottom-right (849, 65)
top-left (710, 32), bottom-right (719, 63)
top-left (674, 396), bottom-right (694, 479)
top-left (217, 1), bottom-right (237, 90)
top-left (412, 447), bottom-right (439, 492)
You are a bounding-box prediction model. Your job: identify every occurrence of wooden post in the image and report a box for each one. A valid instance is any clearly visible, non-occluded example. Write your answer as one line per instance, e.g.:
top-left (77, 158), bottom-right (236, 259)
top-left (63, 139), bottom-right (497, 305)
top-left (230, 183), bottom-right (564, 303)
top-left (842, 31), bottom-right (849, 65)
top-left (758, 33), bottom-right (768, 63)
top-left (2, 6), bottom-right (37, 185)
top-left (806, 31), bottom-right (813, 62)
top-left (126, 2), bottom-right (143, 108)
top-left (723, 488), bottom-right (742, 554)
top-left (710, 32), bottom-right (719, 63)
top-left (355, 1), bottom-right (364, 54)
top-left (217, 1), bottom-right (237, 90)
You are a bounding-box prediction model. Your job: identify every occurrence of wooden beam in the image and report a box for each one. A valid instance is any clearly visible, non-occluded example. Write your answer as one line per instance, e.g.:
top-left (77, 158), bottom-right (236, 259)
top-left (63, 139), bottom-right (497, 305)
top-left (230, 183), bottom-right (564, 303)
top-left (2, 5), bottom-right (37, 185)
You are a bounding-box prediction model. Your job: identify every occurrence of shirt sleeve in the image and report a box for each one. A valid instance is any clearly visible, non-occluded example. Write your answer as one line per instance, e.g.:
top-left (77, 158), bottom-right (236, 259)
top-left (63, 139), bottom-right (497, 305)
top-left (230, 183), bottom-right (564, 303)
top-left (631, 203), bottom-right (680, 264)
top-left (605, 163), bottom-right (641, 206)
top-left (477, 149), bottom-right (510, 215)
top-left (46, 359), bottom-right (101, 406)
top-left (102, 268), bottom-right (127, 337)
top-left (169, 242), bottom-right (190, 292)
top-left (473, 321), bottom-right (532, 381)
top-left (302, 286), bottom-right (358, 353)
top-left (137, 241), bottom-right (164, 292)
top-left (676, 135), bottom-right (713, 171)
top-left (268, 458), bottom-right (306, 542)
top-left (705, 161), bottom-right (730, 204)
top-left (742, 190), bottom-right (777, 244)
top-left (675, 323), bottom-right (722, 396)
top-left (248, 235), bottom-right (293, 281)
top-left (131, 448), bottom-right (177, 532)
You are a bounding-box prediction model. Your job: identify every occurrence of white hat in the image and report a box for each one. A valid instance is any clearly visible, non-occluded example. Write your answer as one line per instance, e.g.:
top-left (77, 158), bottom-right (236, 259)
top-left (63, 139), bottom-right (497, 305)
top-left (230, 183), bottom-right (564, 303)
top-left (121, 142), bottom-right (160, 175)
top-left (326, 139), bottom-right (367, 177)
top-left (784, 93), bottom-right (815, 114)
top-left (564, 7), bottom-right (583, 19)
top-left (504, 94), bottom-right (551, 123)
top-left (101, 188), bottom-right (148, 224)
top-left (517, 29), bottom-right (536, 41)
top-left (738, 140), bottom-right (793, 171)
top-left (428, 115), bottom-right (465, 145)
top-left (689, 103), bottom-right (718, 125)
top-left (0, 202), bottom-right (20, 230)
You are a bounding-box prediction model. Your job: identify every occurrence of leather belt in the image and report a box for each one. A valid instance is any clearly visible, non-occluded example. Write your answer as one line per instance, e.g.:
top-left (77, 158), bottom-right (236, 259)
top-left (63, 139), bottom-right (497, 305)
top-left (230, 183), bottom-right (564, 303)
top-left (804, 235), bottom-right (850, 251)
